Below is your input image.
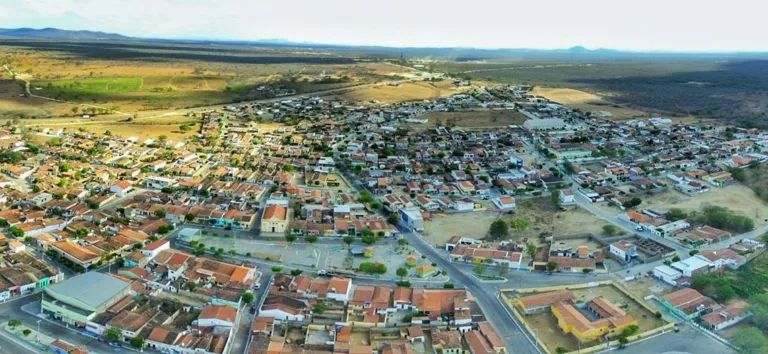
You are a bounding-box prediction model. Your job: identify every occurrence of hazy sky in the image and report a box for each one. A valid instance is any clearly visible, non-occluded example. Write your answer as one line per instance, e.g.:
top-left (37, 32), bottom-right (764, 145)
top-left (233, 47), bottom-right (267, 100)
top-left (1, 0), bottom-right (767, 52)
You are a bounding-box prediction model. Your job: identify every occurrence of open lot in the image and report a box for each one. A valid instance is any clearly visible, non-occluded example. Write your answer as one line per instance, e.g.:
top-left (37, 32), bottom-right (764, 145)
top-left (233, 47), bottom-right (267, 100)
top-left (334, 80), bottom-right (463, 103)
top-left (325, 240), bottom-right (442, 280)
top-left (404, 109), bottom-right (527, 131)
top-left (510, 198), bottom-right (608, 240)
top-left (530, 87), bottom-right (648, 121)
top-left (423, 212), bottom-right (499, 246)
top-left (10, 114), bottom-right (198, 141)
top-left (600, 184), bottom-right (768, 228)
top-left (197, 236), bottom-right (320, 267)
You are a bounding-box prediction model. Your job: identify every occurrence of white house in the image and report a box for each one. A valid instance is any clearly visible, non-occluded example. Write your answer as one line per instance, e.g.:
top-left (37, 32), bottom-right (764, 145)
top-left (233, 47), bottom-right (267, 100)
top-left (144, 176), bottom-right (178, 189)
top-left (109, 180), bottom-right (133, 197)
top-left (653, 265), bottom-right (682, 285)
top-left (260, 296), bottom-right (308, 321)
top-left (648, 220), bottom-right (690, 238)
top-left (326, 277), bottom-right (353, 303)
top-left (609, 240), bottom-right (636, 263)
top-left (140, 240), bottom-right (171, 261)
top-left (451, 199), bottom-right (474, 212)
top-left (197, 305), bottom-right (238, 328)
top-left (559, 189), bottom-right (575, 205)
top-left (670, 256), bottom-right (711, 277)
top-left (492, 196), bottom-right (516, 210)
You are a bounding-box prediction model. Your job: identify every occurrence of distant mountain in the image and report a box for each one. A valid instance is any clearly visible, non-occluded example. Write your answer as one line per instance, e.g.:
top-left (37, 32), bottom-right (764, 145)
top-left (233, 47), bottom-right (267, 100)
top-left (0, 27), bottom-right (130, 40)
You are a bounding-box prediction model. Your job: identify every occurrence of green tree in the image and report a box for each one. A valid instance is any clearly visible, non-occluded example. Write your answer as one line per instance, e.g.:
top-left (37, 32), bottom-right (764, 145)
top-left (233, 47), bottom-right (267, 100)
top-left (306, 235), bottom-right (319, 244)
top-left (361, 235), bottom-right (377, 245)
top-left (398, 238), bottom-right (407, 247)
top-left (667, 208), bottom-right (688, 221)
top-left (749, 293), bottom-right (768, 330)
top-left (153, 209), bottom-right (166, 218)
top-left (556, 347), bottom-right (568, 354)
top-left (474, 263), bottom-right (486, 275)
top-left (8, 226), bottom-right (23, 238)
top-left (290, 269), bottom-right (303, 276)
top-left (22, 329), bottom-right (31, 337)
top-left (489, 219), bottom-right (509, 240)
top-left (602, 224), bottom-right (617, 236)
top-left (526, 242), bottom-right (537, 259)
top-left (312, 302), bottom-right (326, 314)
top-left (546, 262), bottom-right (559, 272)
top-left (497, 262), bottom-right (510, 278)
top-left (241, 291), bottom-right (254, 304)
top-left (7, 319), bottom-right (21, 329)
top-left (509, 218), bottom-right (530, 232)
top-left (396, 267), bottom-right (408, 279)
top-left (343, 256), bottom-right (354, 269)
top-left (185, 213), bottom-right (195, 222)
top-left (130, 335), bottom-right (145, 349)
top-left (689, 249), bottom-right (699, 256)
top-left (105, 326), bottom-right (122, 341)
top-left (343, 236), bottom-right (355, 249)
top-left (285, 233), bottom-right (298, 244)
top-left (271, 266), bottom-right (283, 272)
top-left (185, 281), bottom-right (196, 291)
top-left (388, 213), bottom-right (400, 225)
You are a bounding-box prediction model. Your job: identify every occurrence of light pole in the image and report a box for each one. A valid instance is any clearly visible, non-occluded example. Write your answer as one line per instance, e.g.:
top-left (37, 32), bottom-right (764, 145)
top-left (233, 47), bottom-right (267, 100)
top-left (36, 319), bottom-right (41, 342)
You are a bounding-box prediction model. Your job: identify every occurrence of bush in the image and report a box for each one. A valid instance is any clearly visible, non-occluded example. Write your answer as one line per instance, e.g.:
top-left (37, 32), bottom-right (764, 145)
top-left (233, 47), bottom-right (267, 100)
top-left (443, 283), bottom-right (455, 289)
top-left (271, 266), bottom-right (283, 272)
top-left (22, 329), bottom-right (31, 337)
top-left (359, 262), bottom-right (387, 275)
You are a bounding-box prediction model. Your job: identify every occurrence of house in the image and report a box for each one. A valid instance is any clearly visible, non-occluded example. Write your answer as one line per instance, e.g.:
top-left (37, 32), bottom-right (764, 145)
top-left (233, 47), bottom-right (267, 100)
top-left (671, 256), bottom-right (712, 277)
top-left (144, 176), bottom-right (177, 189)
top-left (652, 265), bottom-right (682, 285)
top-left (492, 196), bottom-right (516, 210)
top-left (109, 180), bottom-right (133, 197)
top-left (701, 301), bottom-right (750, 331)
top-left (450, 245), bottom-right (522, 269)
top-left (559, 189), bottom-right (575, 206)
top-left (197, 305), bottom-right (238, 328)
top-left (696, 249), bottom-right (746, 270)
top-left (432, 331), bottom-right (464, 354)
top-left (50, 339), bottom-right (89, 354)
top-left (609, 240), bottom-right (636, 263)
top-left (399, 207), bottom-right (424, 232)
top-left (141, 239), bottom-right (171, 261)
top-left (260, 295), bottom-right (308, 321)
top-left (659, 288), bottom-right (718, 319)
top-left (7, 240), bottom-right (25, 254)
top-left (551, 297), bottom-right (637, 342)
top-left (261, 205), bottom-right (289, 233)
top-left (516, 289), bottom-right (574, 314)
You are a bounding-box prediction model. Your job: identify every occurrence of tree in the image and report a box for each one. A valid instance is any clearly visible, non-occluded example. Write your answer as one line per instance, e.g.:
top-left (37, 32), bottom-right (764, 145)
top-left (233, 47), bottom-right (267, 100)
top-left (282, 164), bottom-right (294, 172)
top-left (497, 262), bottom-right (510, 277)
top-left (312, 302), bottom-right (326, 314)
top-left (509, 218), bottom-right (530, 232)
top-left (398, 238), bottom-right (408, 247)
top-left (105, 326), bottom-right (122, 342)
top-left (672, 255), bottom-right (681, 262)
top-left (7, 319), bottom-right (21, 329)
top-left (526, 242), bottom-right (537, 259)
top-left (185, 213), bottom-right (195, 222)
top-left (730, 327), bottom-right (768, 354)
top-left (689, 249), bottom-right (699, 256)
top-left (153, 209), bottom-right (166, 219)
top-left (121, 335), bottom-right (142, 350)
top-left (271, 266), bottom-right (283, 272)
top-left (667, 208), bottom-right (688, 221)
top-left (22, 329), bottom-right (31, 337)
top-left (546, 262), bottom-right (559, 272)
top-left (306, 235), bottom-right (319, 244)
top-left (387, 213), bottom-right (400, 225)
top-left (343, 235), bottom-right (355, 249)
top-left (359, 262), bottom-right (387, 274)
top-left (443, 283), bottom-right (455, 289)
top-left (285, 233), bottom-right (298, 244)
top-left (361, 235), bottom-right (377, 245)
top-left (343, 256), bottom-right (354, 269)
top-left (556, 347), bottom-right (568, 354)
top-left (749, 293), bottom-right (768, 330)
top-left (489, 219), bottom-right (509, 240)
top-left (602, 224), bottom-right (618, 236)
top-left (290, 269), bottom-right (303, 276)
top-left (185, 281), bottom-right (196, 291)
top-left (474, 263), bottom-right (486, 275)
top-left (396, 267), bottom-right (408, 279)
top-left (241, 291), bottom-right (254, 304)
top-left (8, 226), bottom-right (23, 238)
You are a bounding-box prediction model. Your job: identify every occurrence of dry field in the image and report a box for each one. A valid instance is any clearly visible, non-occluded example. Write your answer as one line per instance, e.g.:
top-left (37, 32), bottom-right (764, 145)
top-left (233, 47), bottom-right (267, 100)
top-left (598, 184), bottom-right (768, 227)
top-left (531, 87), bottom-right (648, 121)
top-left (335, 80), bottom-right (463, 103)
top-left (0, 79), bottom-right (70, 117)
top-left (11, 115), bottom-right (198, 141)
top-left (510, 198), bottom-right (607, 240)
top-left (405, 109), bottom-right (527, 131)
top-left (423, 212), bottom-right (500, 246)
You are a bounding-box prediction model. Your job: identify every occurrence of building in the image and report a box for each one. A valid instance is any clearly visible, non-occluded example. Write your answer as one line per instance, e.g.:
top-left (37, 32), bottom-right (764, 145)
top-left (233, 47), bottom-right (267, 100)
top-left (260, 295), bottom-right (308, 321)
top-left (700, 301), bottom-right (750, 331)
top-left (652, 265), bottom-right (682, 285)
top-left (141, 239), bottom-right (171, 260)
top-left (551, 297), bottom-right (637, 342)
top-left (524, 118), bottom-right (565, 130)
top-left (516, 289), bottom-right (574, 314)
top-left (399, 207), bottom-right (424, 232)
top-left (197, 305), bottom-right (238, 328)
top-left (144, 176), bottom-right (178, 189)
top-left (609, 240), bottom-right (637, 263)
top-left (42, 272), bottom-right (132, 326)
top-left (670, 256), bottom-right (712, 277)
top-left (109, 180), bottom-right (133, 197)
top-left (261, 205), bottom-right (289, 233)
top-left (492, 196), bottom-right (516, 210)
top-left (559, 189), bottom-right (575, 206)
top-left (432, 331), bottom-right (464, 354)
top-left (659, 288), bottom-right (718, 319)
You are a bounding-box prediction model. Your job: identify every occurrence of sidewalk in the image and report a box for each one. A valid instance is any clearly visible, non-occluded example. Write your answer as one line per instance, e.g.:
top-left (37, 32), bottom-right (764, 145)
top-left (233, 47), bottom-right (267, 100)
top-left (4, 324), bottom-right (55, 352)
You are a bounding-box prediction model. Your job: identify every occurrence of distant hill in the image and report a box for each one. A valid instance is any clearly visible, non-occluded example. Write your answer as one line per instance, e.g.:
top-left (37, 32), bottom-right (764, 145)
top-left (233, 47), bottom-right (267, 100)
top-left (0, 27), bottom-right (130, 40)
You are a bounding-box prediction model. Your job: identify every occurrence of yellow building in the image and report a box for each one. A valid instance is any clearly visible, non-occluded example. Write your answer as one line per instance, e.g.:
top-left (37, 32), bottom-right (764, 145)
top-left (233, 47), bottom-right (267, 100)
top-left (551, 297), bottom-right (637, 342)
top-left (261, 205), bottom-right (289, 233)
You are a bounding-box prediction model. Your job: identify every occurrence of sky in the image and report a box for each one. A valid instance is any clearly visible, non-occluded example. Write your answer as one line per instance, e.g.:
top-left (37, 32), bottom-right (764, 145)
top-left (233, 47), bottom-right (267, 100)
top-left (1, 0), bottom-right (767, 52)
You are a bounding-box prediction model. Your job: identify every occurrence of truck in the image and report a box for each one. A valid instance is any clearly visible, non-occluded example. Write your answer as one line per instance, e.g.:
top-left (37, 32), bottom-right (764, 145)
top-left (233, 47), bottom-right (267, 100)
top-left (317, 269), bottom-right (356, 278)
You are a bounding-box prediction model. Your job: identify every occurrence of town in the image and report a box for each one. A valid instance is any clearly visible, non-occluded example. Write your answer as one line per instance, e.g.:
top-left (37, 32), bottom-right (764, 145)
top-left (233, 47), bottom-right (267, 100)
top-left (0, 78), bottom-right (767, 354)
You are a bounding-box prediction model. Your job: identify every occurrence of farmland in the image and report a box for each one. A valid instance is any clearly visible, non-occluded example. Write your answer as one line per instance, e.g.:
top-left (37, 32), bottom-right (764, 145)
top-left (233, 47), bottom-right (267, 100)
top-left (0, 40), bottom-right (403, 117)
top-left (403, 109), bottom-right (527, 131)
top-left (332, 80), bottom-right (465, 104)
top-left (8, 114), bottom-right (198, 141)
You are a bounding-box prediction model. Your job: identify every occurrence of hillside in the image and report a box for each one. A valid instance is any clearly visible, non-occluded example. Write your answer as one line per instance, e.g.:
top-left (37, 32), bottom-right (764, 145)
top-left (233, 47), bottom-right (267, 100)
top-left (0, 27), bottom-right (130, 40)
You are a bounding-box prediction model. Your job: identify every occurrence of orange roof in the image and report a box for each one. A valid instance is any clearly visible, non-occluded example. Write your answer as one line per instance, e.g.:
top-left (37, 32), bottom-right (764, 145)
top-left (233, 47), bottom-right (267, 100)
top-left (199, 305), bottom-right (238, 323)
top-left (263, 205), bottom-right (287, 221)
top-left (518, 289), bottom-right (574, 309)
top-left (625, 211), bottom-right (650, 223)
